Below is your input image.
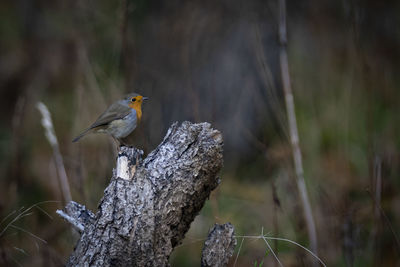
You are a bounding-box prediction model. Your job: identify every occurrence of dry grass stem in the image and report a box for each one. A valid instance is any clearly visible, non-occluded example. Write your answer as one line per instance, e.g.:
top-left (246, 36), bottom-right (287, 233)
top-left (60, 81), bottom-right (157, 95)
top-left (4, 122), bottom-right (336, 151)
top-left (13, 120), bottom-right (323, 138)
top-left (37, 102), bottom-right (72, 203)
top-left (261, 227), bottom-right (284, 267)
top-left (233, 232), bottom-right (327, 267)
top-left (233, 237), bottom-right (245, 267)
top-left (278, 0), bottom-right (318, 259)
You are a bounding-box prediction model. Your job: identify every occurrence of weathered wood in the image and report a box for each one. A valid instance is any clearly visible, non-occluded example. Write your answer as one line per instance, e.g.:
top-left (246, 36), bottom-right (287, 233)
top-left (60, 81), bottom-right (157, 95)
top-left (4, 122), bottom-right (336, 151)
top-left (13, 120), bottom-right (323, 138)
top-left (201, 223), bottom-right (237, 267)
top-left (59, 121), bottom-right (225, 266)
top-left (56, 201), bottom-right (95, 232)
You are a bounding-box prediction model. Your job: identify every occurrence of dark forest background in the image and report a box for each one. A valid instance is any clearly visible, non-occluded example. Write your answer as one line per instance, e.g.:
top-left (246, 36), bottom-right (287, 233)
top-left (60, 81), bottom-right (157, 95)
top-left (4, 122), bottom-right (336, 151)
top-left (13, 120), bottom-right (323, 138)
top-left (0, 0), bottom-right (399, 266)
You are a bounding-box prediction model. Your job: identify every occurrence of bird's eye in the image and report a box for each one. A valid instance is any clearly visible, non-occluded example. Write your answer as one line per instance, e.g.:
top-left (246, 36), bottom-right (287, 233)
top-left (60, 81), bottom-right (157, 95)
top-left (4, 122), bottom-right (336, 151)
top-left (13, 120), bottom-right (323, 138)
top-left (131, 98), bottom-right (136, 102)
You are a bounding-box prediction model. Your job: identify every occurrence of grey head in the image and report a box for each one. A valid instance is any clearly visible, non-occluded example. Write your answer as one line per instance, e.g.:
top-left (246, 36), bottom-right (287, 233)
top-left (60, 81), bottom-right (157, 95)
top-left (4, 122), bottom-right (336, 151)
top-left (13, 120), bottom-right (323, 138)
top-left (121, 93), bottom-right (149, 104)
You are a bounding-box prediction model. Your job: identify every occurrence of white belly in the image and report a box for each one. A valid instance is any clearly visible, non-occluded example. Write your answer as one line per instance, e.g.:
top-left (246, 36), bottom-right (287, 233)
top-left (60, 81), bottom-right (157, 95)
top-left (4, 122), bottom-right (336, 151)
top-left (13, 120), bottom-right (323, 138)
top-left (106, 110), bottom-right (137, 139)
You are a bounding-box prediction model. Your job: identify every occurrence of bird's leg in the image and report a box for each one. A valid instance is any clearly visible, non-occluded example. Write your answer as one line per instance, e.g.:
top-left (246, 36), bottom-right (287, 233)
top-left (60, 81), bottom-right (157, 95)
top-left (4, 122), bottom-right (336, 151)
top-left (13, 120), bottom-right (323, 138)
top-left (111, 138), bottom-right (122, 155)
top-left (117, 139), bottom-right (123, 149)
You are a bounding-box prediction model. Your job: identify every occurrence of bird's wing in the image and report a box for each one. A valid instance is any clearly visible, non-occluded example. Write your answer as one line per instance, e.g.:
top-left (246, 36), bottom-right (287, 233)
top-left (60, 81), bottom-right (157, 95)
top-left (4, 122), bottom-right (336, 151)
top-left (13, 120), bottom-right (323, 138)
top-left (89, 102), bottom-right (133, 129)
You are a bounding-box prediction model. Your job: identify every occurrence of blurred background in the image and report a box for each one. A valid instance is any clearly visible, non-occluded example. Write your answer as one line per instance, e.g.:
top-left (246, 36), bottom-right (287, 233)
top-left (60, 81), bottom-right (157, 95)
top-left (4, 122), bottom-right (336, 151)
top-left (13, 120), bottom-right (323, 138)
top-left (1, 0), bottom-right (399, 266)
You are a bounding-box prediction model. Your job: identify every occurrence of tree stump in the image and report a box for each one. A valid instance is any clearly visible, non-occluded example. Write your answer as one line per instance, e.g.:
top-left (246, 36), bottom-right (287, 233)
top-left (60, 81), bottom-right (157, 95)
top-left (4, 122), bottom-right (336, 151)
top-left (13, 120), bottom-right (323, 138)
top-left (201, 223), bottom-right (237, 267)
top-left (58, 121), bottom-right (235, 266)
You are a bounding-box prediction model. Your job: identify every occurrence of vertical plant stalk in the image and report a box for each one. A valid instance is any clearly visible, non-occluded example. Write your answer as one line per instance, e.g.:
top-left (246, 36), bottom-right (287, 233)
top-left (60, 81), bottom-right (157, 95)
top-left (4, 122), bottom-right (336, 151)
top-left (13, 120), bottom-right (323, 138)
top-left (373, 156), bottom-right (382, 222)
top-left (372, 155), bottom-right (382, 264)
top-left (271, 180), bottom-right (280, 265)
top-left (37, 102), bottom-right (72, 204)
top-left (278, 0), bottom-right (318, 257)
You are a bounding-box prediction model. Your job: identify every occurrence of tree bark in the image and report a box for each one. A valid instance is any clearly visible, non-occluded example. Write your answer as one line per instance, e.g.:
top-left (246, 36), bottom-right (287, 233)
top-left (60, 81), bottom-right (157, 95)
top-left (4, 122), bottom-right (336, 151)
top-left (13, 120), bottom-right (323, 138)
top-left (58, 121), bottom-right (227, 266)
top-left (201, 223), bottom-right (236, 267)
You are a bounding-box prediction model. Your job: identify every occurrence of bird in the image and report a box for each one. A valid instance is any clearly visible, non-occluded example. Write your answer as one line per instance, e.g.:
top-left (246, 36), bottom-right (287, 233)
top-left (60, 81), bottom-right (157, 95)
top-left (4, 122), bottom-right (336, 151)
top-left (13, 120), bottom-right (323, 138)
top-left (72, 93), bottom-right (148, 145)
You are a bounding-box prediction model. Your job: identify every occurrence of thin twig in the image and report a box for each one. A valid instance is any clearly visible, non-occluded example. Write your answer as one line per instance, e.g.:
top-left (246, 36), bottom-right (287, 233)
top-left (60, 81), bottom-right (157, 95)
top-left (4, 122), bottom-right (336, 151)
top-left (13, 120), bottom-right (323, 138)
top-left (278, 0), bottom-right (318, 258)
top-left (234, 234), bottom-right (327, 267)
top-left (56, 210), bottom-right (84, 232)
top-left (0, 210), bottom-right (17, 227)
top-left (37, 102), bottom-right (72, 203)
top-left (271, 179), bottom-right (280, 264)
top-left (35, 206), bottom-right (53, 220)
top-left (374, 156), bottom-right (382, 220)
top-left (9, 225), bottom-right (47, 244)
top-left (0, 201), bottom-right (59, 238)
top-left (373, 156), bottom-right (382, 239)
top-left (14, 212), bottom-right (34, 221)
top-left (261, 227), bottom-right (284, 267)
top-left (266, 237), bottom-right (326, 267)
top-left (233, 237), bottom-right (245, 267)
top-left (366, 189), bottom-right (400, 254)
top-left (13, 247), bottom-right (29, 256)
top-left (0, 211), bottom-right (28, 237)
top-left (253, 25), bottom-right (290, 140)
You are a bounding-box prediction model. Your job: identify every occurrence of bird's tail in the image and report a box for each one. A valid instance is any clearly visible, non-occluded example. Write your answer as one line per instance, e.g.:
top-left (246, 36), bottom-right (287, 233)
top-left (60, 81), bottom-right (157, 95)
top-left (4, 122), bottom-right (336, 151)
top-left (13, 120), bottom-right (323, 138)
top-left (72, 128), bottom-right (92, 142)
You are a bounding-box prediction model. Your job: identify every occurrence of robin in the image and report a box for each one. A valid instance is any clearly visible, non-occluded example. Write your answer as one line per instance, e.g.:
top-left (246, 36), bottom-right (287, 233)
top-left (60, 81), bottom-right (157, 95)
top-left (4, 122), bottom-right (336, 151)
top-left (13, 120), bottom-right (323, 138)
top-left (73, 93), bottom-right (148, 145)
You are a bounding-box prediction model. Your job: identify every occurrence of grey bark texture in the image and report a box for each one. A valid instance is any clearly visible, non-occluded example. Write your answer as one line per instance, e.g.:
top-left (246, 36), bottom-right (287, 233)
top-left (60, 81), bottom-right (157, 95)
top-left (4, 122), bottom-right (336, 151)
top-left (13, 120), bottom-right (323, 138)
top-left (60, 121), bottom-right (228, 266)
top-left (56, 201), bottom-right (95, 232)
top-left (201, 223), bottom-right (237, 267)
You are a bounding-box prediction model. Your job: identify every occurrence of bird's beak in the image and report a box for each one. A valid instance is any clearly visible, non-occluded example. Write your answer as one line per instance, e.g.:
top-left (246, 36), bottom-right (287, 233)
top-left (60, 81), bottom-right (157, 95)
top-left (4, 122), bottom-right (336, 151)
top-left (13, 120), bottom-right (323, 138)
top-left (143, 96), bottom-right (149, 100)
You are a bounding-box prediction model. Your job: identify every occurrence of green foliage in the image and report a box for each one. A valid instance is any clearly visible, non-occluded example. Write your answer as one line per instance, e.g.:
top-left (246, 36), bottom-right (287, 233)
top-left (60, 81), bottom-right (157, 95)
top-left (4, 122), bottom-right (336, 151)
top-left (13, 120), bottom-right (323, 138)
top-left (253, 249), bottom-right (269, 267)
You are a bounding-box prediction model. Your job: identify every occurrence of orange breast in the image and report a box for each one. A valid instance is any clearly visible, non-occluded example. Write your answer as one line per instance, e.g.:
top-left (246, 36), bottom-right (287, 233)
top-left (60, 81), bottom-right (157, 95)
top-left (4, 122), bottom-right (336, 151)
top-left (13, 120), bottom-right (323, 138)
top-left (129, 102), bottom-right (142, 121)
